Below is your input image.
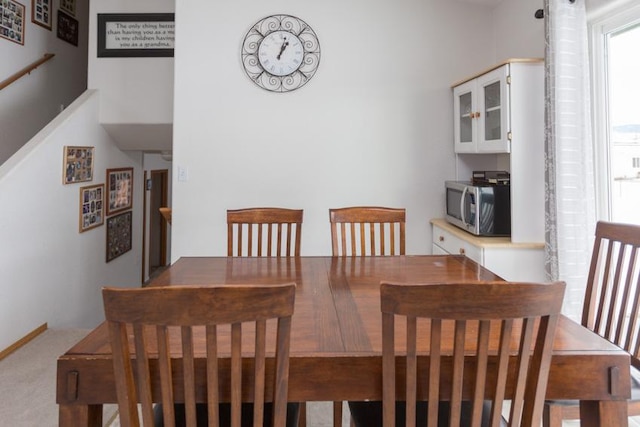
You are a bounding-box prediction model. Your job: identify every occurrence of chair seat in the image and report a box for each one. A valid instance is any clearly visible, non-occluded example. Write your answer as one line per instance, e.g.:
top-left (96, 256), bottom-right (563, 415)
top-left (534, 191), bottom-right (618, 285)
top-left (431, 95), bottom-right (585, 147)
top-left (348, 400), bottom-right (508, 427)
top-left (154, 402), bottom-right (301, 427)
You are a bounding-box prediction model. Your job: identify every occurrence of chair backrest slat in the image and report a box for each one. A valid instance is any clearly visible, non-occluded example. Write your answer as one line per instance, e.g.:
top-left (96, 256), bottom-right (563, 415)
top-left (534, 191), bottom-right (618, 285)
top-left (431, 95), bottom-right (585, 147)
top-left (103, 284), bottom-right (296, 427)
top-left (329, 206), bottom-right (406, 256)
top-left (582, 221), bottom-right (640, 367)
top-left (381, 281), bottom-right (565, 427)
top-left (227, 208), bottom-right (303, 257)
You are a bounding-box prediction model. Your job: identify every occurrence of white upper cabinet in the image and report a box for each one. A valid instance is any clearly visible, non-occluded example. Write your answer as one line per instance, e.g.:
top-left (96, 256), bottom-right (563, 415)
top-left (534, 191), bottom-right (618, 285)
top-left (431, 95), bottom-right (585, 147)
top-left (452, 59), bottom-right (545, 243)
top-left (454, 65), bottom-right (511, 153)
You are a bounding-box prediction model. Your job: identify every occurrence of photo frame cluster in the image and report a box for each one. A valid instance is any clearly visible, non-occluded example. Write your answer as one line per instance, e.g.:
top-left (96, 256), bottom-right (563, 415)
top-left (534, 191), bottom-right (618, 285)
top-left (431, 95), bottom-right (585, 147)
top-left (106, 211), bottom-right (132, 262)
top-left (63, 146), bottom-right (94, 184)
top-left (62, 147), bottom-right (134, 263)
top-left (31, 0), bottom-right (50, 30)
top-left (1, 0), bottom-right (25, 45)
top-left (79, 184), bottom-right (104, 232)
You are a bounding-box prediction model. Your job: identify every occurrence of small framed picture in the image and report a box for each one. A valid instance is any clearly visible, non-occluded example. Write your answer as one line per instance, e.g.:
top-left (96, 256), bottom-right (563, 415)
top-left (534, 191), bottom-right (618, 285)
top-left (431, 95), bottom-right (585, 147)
top-left (79, 184), bottom-right (104, 233)
top-left (59, 0), bottom-right (75, 16)
top-left (0, 0), bottom-right (25, 45)
top-left (63, 146), bottom-right (94, 184)
top-left (57, 10), bottom-right (78, 46)
top-left (31, 0), bottom-right (51, 30)
top-left (106, 211), bottom-right (132, 262)
top-left (106, 167), bottom-right (133, 216)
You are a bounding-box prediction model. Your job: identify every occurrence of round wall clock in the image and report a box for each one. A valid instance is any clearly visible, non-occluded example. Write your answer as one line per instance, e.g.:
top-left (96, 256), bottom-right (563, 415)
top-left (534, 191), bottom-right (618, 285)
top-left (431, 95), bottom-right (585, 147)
top-left (241, 15), bottom-right (321, 93)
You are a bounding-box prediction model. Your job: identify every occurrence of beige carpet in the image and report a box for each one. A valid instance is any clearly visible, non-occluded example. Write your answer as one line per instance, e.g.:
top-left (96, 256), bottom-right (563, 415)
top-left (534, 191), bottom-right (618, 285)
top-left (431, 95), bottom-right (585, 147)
top-left (0, 328), bottom-right (118, 426)
top-left (0, 329), bottom-right (348, 427)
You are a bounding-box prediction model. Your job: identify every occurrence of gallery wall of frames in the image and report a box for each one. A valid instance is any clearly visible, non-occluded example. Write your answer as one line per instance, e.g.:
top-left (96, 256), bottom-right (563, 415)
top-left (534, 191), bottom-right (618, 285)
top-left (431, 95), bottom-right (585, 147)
top-left (1, 0), bottom-right (78, 46)
top-left (63, 146), bottom-right (134, 262)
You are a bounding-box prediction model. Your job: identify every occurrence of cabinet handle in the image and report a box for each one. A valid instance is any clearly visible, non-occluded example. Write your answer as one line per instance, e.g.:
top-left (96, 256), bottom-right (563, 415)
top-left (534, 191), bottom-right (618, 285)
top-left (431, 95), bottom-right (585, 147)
top-left (439, 236), bottom-right (444, 242)
top-left (459, 248), bottom-right (466, 255)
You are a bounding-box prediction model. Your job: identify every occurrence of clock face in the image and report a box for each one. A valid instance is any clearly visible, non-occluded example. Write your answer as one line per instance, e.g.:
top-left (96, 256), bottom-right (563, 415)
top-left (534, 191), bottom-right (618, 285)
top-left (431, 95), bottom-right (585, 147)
top-left (242, 15), bottom-right (320, 93)
top-left (258, 31), bottom-right (303, 77)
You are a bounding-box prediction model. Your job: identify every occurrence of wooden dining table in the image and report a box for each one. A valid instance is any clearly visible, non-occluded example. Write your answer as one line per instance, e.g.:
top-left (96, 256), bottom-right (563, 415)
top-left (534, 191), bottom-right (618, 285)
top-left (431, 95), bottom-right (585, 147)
top-left (56, 255), bottom-right (631, 426)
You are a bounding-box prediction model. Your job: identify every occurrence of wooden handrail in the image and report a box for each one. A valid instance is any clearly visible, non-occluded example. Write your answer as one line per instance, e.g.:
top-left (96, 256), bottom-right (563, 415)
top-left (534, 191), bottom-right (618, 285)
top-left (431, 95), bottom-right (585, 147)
top-left (0, 53), bottom-right (55, 92)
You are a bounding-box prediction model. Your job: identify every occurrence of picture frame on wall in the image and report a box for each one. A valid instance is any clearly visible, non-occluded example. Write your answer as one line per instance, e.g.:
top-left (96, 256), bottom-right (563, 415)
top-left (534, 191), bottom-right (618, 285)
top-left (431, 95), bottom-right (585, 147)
top-left (79, 184), bottom-right (104, 233)
top-left (106, 211), bottom-right (132, 262)
top-left (106, 167), bottom-right (133, 216)
top-left (57, 10), bottom-right (78, 46)
top-left (63, 146), bottom-right (94, 184)
top-left (31, 0), bottom-right (51, 30)
top-left (59, 0), bottom-right (75, 16)
top-left (97, 13), bottom-right (175, 57)
top-left (0, 0), bottom-right (25, 45)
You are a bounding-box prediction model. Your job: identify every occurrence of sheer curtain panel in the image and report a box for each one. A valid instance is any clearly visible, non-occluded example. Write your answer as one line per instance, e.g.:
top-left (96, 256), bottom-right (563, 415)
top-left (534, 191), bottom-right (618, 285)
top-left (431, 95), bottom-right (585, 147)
top-left (544, 0), bottom-right (597, 320)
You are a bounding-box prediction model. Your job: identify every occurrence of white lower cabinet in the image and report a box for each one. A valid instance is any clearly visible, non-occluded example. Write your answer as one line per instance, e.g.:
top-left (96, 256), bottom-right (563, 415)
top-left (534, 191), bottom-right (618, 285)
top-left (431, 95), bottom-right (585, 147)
top-left (431, 219), bottom-right (545, 282)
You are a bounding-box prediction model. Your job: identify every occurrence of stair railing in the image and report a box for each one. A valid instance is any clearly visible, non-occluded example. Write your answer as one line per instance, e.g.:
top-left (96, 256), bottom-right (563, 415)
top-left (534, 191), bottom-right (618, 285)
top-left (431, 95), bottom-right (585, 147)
top-left (0, 53), bottom-right (55, 91)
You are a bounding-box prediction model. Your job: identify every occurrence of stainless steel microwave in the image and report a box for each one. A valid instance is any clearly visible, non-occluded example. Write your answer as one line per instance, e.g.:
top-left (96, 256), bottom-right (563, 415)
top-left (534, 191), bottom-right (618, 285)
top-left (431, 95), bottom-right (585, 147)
top-left (445, 181), bottom-right (511, 236)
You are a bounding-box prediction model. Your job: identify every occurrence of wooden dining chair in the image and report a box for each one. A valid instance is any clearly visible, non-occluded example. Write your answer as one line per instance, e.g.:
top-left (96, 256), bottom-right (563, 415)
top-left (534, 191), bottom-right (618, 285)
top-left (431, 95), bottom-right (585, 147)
top-left (348, 280), bottom-right (565, 427)
top-left (103, 283), bottom-right (297, 427)
top-left (543, 220), bottom-right (640, 427)
top-left (329, 206), bottom-right (406, 426)
top-left (227, 208), bottom-right (306, 426)
top-left (329, 206), bottom-right (406, 256)
top-left (227, 208), bottom-right (303, 257)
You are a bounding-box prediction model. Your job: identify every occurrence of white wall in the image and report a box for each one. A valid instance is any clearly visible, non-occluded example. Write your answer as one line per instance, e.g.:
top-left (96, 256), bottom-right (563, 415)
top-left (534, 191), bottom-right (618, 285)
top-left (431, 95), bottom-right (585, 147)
top-left (0, 0), bottom-right (88, 165)
top-left (88, 0), bottom-right (175, 124)
top-left (0, 90), bottom-right (142, 351)
top-left (171, 0), bottom-right (498, 259)
top-left (493, 0), bottom-right (545, 61)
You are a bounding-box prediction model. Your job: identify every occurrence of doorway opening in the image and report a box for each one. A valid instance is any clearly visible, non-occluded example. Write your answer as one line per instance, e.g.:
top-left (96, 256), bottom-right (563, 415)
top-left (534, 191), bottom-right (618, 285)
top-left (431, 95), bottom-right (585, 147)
top-left (148, 169), bottom-right (169, 278)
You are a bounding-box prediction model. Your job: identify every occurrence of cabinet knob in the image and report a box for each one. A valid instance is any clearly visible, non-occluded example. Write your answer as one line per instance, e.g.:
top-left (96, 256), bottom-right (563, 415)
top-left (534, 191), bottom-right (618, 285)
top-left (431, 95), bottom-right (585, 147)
top-left (475, 111), bottom-right (481, 118)
top-left (469, 112), bottom-right (476, 119)
top-left (439, 236), bottom-right (444, 242)
top-left (459, 248), bottom-right (466, 255)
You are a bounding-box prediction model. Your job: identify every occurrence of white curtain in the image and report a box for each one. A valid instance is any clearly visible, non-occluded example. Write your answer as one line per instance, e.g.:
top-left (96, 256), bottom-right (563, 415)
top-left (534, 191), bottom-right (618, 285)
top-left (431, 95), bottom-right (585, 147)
top-left (544, 0), bottom-right (597, 320)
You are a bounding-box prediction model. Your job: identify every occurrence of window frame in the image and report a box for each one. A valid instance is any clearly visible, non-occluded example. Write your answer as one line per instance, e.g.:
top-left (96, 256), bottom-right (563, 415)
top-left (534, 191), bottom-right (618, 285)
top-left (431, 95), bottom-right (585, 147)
top-left (588, 2), bottom-right (640, 221)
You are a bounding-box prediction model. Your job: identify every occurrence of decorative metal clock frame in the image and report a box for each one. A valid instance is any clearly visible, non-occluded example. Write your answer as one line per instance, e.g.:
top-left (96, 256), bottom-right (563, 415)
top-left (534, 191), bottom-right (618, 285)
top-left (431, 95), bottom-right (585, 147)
top-left (241, 15), bottom-right (321, 93)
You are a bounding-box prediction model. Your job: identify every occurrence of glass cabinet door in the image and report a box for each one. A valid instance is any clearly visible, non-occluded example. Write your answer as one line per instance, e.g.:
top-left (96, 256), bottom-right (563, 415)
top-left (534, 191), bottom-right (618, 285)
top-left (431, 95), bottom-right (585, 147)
top-left (453, 80), bottom-right (477, 153)
top-left (477, 65), bottom-right (510, 153)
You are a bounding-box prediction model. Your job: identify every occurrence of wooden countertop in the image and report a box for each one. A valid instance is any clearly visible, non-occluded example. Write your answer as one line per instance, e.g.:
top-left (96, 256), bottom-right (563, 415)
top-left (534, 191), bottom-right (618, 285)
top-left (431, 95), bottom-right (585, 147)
top-left (430, 218), bottom-right (545, 249)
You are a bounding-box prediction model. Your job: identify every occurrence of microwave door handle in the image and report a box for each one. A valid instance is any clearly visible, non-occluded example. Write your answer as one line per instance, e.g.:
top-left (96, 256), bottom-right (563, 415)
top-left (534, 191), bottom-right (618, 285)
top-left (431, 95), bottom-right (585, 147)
top-left (460, 187), bottom-right (468, 226)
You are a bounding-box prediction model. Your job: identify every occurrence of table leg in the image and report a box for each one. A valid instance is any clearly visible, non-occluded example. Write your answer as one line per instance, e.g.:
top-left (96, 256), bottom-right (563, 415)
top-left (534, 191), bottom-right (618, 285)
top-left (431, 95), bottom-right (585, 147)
top-left (58, 404), bottom-right (103, 427)
top-left (579, 400), bottom-right (628, 427)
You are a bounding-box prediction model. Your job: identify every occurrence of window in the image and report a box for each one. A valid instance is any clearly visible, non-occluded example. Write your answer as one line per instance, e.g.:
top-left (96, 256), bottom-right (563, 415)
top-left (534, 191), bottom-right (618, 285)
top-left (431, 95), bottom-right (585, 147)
top-left (590, 3), bottom-right (640, 225)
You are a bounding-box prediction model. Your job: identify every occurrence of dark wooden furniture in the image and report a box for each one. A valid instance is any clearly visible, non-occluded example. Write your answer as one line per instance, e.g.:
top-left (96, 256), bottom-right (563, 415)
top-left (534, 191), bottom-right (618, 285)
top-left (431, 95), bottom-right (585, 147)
top-left (103, 284), bottom-right (295, 427)
top-left (375, 281), bottom-right (565, 427)
top-left (544, 221), bottom-right (640, 426)
top-left (227, 208), bottom-right (303, 257)
top-left (159, 207), bottom-right (172, 225)
top-left (57, 256), bottom-right (631, 427)
top-left (226, 207), bottom-right (307, 426)
top-left (329, 207), bottom-right (405, 256)
top-left (329, 206), bottom-right (406, 426)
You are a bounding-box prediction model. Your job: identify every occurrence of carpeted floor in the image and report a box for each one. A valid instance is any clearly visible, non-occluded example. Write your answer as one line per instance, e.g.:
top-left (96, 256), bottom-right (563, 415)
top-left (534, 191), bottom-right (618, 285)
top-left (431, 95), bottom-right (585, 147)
top-left (0, 328), bottom-right (118, 426)
top-left (0, 329), bottom-right (349, 427)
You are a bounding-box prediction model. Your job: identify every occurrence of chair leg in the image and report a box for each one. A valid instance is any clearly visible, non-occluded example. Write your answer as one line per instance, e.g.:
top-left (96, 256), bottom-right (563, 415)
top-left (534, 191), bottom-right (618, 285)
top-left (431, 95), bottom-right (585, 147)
top-left (298, 402), bottom-right (307, 427)
top-left (543, 403), bottom-right (565, 427)
top-left (333, 401), bottom-right (342, 427)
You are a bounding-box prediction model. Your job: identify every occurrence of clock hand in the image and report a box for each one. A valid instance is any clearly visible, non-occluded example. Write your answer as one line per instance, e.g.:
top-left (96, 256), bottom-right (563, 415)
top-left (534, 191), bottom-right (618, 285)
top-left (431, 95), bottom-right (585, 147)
top-left (277, 40), bottom-right (289, 60)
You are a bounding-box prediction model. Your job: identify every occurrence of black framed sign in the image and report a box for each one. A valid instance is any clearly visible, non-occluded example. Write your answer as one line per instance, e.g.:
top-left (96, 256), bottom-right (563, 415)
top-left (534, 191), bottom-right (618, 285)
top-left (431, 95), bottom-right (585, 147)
top-left (97, 13), bottom-right (174, 57)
